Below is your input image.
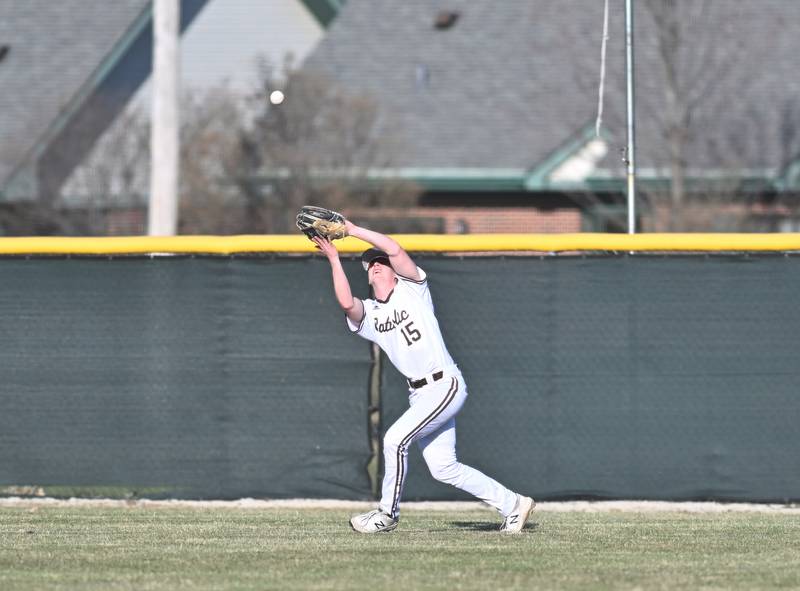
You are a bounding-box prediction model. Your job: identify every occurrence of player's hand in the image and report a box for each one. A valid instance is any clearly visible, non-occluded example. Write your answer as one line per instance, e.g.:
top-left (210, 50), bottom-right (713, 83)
top-left (312, 236), bottom-right (339, 261)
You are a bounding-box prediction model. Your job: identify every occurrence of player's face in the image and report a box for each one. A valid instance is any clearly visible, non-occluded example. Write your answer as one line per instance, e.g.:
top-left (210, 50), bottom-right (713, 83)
top-left (368, 259), bottom-right (395, 286)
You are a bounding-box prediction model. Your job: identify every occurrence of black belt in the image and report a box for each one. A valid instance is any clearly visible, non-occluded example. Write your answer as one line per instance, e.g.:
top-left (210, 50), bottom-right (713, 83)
top-left (407, 371), bottom-right (444, 389)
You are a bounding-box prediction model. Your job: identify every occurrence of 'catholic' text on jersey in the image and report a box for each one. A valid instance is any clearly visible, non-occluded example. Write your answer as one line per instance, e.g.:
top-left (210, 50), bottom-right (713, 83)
top-left (346, 267), bottom-right (455, 381)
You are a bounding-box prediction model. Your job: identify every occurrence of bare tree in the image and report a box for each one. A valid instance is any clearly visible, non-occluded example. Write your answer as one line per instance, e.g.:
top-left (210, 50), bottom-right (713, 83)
top-left (637, 0), bottom-right (774, 231)
top-left (61, 105), bottom-right (150, 234)
top-left (13, 87), bottom-right (248, 236)
top-left (234, 59), bottom-right (419, 233)
top-left (0, 104), bottom-right (150, 235)
top-left (701, 98), bottom-right (800, 231)
top-left (3, 63), bottom-right (417, 236)
top-left (177, 88), bottom-right (248, 234)
top-left (63, 87), bottom-right (247, 235)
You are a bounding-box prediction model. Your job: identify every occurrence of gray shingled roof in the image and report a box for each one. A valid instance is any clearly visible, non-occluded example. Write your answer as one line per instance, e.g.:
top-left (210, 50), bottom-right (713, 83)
top-left (0, 0), bottom-right (150, 193)
top-left (304, 0), bottom-right (800, 181)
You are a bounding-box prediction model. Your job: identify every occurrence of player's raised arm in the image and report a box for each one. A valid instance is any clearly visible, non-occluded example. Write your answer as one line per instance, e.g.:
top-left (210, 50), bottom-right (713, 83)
top-left (344, 220), bottom-right (421, 281)
top-left (313, 236), bottom-right (364, 324)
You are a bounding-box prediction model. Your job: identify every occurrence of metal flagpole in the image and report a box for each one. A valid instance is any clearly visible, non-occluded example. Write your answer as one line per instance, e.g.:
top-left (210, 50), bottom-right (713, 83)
top-left (625, 0), bottom-right (637, 234)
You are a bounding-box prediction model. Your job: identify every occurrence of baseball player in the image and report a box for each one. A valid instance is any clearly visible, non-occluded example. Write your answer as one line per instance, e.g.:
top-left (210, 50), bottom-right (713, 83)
top-left (313, 219), bottom-right (534, 534)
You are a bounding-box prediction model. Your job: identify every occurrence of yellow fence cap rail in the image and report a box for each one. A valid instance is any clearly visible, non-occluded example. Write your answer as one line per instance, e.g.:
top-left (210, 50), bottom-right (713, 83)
top-left (1, 233), bottom-right (800, 255)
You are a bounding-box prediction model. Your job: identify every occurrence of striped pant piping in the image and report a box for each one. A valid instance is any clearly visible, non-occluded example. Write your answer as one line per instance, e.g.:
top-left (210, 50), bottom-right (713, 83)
top-left (389, 376), bottom-right (459, 517)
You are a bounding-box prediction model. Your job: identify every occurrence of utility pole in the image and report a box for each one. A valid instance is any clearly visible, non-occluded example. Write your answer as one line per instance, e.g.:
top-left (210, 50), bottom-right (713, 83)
top-left (148, 0), bottom-right (180, 236)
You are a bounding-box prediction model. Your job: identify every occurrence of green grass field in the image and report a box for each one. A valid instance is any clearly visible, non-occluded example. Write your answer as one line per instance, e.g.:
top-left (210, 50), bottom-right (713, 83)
top-left (1, 506), bottom-right (799, 590)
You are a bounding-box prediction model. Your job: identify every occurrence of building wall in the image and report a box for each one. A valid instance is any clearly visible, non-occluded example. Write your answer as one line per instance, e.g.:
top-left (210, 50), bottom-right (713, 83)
top-left (349, 206), bottom-right (582, 234)
top-left (102, 205), bottom-right (583, 236)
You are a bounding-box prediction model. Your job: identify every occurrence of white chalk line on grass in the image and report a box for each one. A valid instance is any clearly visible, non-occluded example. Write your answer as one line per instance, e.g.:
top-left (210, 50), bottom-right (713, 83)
top-left (1, 497), bottom-right (799, 514)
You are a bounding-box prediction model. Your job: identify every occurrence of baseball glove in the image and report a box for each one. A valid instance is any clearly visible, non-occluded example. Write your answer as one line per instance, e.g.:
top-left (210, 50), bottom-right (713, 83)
top-left (295, 205), bottom-right (348, 241)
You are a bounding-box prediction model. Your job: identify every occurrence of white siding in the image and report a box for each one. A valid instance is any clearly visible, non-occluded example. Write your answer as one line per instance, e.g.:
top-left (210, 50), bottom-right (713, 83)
top-left (178, 0), bottom-right (323, 93)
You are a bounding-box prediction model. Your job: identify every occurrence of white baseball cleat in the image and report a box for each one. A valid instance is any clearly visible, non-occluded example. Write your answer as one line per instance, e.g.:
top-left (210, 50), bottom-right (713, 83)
top-left (500, 495), bottom-right (535, 534)
top-left (349, 509), bottom-right (398, 533)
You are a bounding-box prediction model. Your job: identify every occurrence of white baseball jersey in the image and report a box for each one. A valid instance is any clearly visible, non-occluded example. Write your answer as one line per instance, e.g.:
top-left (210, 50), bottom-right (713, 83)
top-left (346, 267), bottom-right (454, 380)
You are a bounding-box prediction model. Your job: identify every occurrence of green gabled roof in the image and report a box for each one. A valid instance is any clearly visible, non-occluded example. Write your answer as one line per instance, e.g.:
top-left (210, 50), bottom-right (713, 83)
top-left (776, 160), bottom-right (800, 191)
top-left (299, 0), bottom-right (345, 27)
top-left (251, 165), bottom-right (780, 196)
top-left (407, 171), bottom-right (776, 195)
top-left (523, 123), bottom-right (604, 191)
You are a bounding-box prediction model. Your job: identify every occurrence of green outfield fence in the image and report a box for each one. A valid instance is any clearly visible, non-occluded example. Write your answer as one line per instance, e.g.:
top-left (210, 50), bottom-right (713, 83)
top-left (1, 234), bottom-right (799, 502)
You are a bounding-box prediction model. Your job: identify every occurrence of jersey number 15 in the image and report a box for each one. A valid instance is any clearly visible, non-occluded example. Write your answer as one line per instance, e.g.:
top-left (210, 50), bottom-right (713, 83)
top-left (401, 321), bottom-right (421, 346)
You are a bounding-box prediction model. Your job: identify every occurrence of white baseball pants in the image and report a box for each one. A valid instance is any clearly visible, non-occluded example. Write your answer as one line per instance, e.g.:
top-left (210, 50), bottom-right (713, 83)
top-left (378, 373), bottom-right (518, 519)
